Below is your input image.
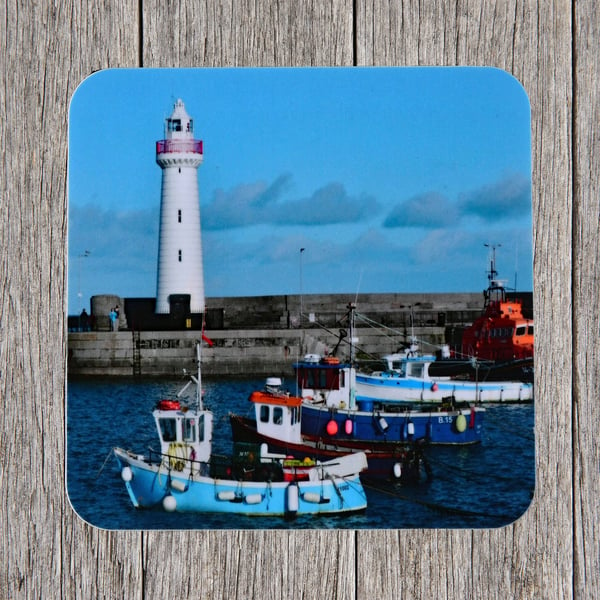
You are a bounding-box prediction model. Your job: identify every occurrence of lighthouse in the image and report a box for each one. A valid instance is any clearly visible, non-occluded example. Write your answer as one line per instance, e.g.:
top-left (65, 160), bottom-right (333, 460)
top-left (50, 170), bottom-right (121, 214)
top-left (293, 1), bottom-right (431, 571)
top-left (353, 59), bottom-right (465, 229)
top-left (155, 99), bottom-right (205, 314)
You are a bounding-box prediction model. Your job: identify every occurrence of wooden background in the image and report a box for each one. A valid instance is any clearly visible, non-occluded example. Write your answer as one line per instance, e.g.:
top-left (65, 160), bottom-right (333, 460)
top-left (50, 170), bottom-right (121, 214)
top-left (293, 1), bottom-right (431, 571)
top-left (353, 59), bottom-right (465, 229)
top-left (1, 1), bottom-right (598, 598)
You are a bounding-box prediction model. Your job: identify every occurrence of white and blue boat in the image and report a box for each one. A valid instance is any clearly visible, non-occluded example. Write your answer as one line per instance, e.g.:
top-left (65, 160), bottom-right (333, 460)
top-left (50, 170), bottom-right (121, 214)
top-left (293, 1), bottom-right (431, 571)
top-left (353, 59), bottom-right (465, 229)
top-left (354, 350), bottom-right (533, 404)
top-left (114, 345), bottom-right (368, 517)
top-left (294, 355), bottom-right (485, 446)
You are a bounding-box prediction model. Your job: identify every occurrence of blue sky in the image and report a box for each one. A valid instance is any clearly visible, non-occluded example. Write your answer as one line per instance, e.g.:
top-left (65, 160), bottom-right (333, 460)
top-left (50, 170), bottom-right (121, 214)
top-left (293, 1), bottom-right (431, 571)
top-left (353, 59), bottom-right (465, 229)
top-left (68, 67), bottom-right (532, 314)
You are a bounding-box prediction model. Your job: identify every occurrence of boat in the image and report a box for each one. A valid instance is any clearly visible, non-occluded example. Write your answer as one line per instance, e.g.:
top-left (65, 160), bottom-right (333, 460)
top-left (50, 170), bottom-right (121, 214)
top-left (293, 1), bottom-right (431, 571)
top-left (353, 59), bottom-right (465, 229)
top-left (229, 376), bottom-right (430, 482)
top-left (355, 350), bottom-right (533, 404)
top-left (294, 354), bottom-right (485, 445)
top-left (450, 245), bottom-right (534, 381)
top-left (114, 345), bottom-right (368, 517)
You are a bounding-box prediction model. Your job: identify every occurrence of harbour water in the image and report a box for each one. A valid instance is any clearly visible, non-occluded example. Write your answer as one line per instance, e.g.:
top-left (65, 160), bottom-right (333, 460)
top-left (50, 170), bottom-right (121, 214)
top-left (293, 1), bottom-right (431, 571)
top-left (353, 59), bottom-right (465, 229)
top-left (67, 377), bottom-right (534, 530)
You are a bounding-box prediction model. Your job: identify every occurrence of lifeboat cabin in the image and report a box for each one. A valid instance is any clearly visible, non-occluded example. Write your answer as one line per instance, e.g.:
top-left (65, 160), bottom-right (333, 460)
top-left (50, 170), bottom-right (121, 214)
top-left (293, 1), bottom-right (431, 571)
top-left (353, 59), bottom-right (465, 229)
top-left (461, 288), bottom-right (534, 362)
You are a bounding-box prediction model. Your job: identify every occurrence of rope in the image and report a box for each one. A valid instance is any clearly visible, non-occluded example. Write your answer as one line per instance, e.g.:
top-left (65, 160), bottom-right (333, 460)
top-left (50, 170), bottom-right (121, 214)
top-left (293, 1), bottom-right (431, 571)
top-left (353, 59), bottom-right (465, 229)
top-left (361, 479), bottom-right (516, 521)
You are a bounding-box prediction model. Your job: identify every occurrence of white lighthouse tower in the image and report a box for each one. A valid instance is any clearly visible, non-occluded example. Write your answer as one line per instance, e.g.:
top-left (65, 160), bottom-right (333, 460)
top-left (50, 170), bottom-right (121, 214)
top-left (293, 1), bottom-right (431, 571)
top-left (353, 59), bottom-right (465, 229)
top-left (155, 99), bottom-right (205, 314)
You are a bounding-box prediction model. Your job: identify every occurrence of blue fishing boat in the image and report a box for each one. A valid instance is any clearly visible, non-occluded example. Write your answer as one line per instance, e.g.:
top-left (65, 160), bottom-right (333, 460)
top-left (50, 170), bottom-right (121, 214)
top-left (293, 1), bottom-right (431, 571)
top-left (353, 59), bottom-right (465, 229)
top-left (114, 345), bottom-right (368, 517)
top-left (295, 355), bottom-right (485, 446)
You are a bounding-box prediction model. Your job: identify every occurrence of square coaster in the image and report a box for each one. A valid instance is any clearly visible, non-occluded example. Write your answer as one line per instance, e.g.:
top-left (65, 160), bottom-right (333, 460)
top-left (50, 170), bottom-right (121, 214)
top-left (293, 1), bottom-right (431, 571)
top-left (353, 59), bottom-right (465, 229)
top-left (67, 67), bottom-right (533, 529)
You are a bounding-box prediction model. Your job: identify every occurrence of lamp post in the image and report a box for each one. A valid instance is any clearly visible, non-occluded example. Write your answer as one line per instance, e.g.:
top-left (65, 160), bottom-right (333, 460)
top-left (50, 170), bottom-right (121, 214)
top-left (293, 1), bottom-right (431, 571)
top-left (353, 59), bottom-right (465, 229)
top-left (77, 250), bottom-right (90, 313)
top-left (299, 248), bottom-right (305, 325)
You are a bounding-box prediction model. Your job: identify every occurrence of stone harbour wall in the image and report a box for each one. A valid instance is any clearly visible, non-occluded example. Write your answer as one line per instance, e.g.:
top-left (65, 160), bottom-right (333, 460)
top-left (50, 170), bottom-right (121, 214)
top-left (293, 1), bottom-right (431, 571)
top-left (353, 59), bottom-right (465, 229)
top-left (67, 325), bottom-right (448, 378)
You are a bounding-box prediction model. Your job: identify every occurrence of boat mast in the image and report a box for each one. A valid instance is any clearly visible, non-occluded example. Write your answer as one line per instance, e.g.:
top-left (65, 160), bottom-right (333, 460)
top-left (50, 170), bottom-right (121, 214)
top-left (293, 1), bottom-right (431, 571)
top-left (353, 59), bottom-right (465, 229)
top-left (483, 243), bottom-right (505, 305)
top-left (347, 302), bottom-right (357, 410)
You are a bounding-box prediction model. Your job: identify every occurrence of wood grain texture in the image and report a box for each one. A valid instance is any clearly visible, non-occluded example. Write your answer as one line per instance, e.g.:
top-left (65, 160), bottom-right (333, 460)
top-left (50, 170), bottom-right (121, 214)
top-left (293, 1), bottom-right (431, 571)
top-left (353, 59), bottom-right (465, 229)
top-left (1, 1), bottom-right (597, 598)
top-left (356, 2), bottom-right (574, 597)
top-left (573, 0), bottom-right (600, 597)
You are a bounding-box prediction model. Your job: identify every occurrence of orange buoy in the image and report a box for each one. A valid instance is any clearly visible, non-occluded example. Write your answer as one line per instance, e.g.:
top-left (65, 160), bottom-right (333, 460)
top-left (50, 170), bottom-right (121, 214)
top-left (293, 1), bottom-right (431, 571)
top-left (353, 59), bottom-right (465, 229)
top-left (326, 420), bottom-right (338, 435)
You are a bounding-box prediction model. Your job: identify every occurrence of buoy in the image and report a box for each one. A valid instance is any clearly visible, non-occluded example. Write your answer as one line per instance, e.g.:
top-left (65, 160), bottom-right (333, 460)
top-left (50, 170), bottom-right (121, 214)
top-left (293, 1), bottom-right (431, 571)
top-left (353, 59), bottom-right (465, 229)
top-left (244, 494), bottom-right (263, 505)
top-left (302, 492), bottom-right (322, 504)
top-left (286, 483), bottom-right (299, 514)
top-left (170, 479), bottom-right (186, 492)
top-left (469, 407), bottom-right (476, 428)
top-left (426, 422), bottom-right (433, 439)
top-left (326, 420), bottom-right (338, 435)
top-left (431, 383), bottom-right (438, 392)
top-left (217, 490), bottom-right (236, 501)
top-left (162, 495), bottom-right (177, 512)
top-left (407, 422), bottom-right (415, 436)
top-left (344, 419), bottom-right (353, 435)
top-left (455, 414), bottom-right (467, 433)
top-left (393, 463), bottom-right (402, 479)
top-left (378, 417), bottom-right (389, 432)
top-left (120, 466), bottom-right (133, 482)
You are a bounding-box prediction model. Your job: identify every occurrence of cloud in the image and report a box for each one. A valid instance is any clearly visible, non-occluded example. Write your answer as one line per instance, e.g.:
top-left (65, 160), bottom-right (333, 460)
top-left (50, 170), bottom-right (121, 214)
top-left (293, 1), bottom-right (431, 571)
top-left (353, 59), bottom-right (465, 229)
top-left (458, 172), bottom-right (531, 221)
top-left (383, 192), bottom-right (458, 228)
top-left (69, 204), bottom-right (158, 273)
top-left (383, 172), bottom-right (531, 229)
top-left (203, 175), bottom-right (380, 229)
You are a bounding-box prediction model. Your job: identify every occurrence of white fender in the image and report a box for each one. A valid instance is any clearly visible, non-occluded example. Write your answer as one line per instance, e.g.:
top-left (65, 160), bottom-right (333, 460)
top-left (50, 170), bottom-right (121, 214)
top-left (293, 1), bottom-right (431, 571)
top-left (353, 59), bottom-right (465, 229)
top-left (170, 479), bottom-right (186, 492)
top-left (244, 494), bottom-right (263, 505)
top-left (302, 492), bottom-right (322, 504)
top-left (286, 483), bottom-right (299, 514)
top-left (217, 490), bottom-right (236, 501)
top-left (162, 495), bottom-right (177, 512)
top-left (393, 463), bottom-right (403, 479)
top-left (121, 466), bottom-right (133, 482)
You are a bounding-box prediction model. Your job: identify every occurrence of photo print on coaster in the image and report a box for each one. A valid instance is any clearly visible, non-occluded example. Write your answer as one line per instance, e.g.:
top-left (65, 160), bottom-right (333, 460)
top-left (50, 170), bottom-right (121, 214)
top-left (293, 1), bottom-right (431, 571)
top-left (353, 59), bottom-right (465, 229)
top-left (67, 67), bottom-right (534, 530)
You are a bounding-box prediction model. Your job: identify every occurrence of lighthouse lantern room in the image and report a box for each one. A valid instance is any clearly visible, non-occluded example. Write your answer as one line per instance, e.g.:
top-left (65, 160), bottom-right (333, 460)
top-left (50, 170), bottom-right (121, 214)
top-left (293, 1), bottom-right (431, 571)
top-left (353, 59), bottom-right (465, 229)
top-left (155, 99), bottom-right (205, 315)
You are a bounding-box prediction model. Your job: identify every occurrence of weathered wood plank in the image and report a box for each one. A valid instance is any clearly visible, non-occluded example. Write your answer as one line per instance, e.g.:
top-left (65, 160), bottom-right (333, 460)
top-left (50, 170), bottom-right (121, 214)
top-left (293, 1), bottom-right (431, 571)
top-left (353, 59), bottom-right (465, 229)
top-left (0, 1), bottom-right (142, 599)
top-left (2, 0), bottom-right (596, 598)
top-left (142, 0), bottom-right (353, 67)
top-left (573, 0), bottom-right (600, 597)
top-left (138, 3), bottom-right (356, 600)
top-left (356, 1), bottom-right (574, 598)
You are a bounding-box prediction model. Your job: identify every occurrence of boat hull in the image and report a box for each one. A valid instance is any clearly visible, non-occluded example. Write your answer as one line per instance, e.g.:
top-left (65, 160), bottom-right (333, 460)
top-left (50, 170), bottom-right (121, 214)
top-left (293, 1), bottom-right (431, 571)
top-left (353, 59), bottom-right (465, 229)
top-left (229, 415), bottom-right (429, 482)
top-left (114, 447), bottom-right (367, 516)
top-left (355, 372), bottom-right (533, 403)
top-left (301, 402), bottom-right (484, 445)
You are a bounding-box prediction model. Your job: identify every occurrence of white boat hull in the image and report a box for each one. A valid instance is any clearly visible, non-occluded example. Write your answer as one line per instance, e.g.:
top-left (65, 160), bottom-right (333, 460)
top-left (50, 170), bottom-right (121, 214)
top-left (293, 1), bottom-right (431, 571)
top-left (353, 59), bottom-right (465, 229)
top-left (355, 372), bottom-right (533, 403)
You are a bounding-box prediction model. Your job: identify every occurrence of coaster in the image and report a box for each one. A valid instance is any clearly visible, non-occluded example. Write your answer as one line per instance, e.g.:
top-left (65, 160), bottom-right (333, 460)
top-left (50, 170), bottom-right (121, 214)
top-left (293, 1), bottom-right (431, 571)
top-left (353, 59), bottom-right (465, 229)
top-left (67, 67), bottom-right (533, 530)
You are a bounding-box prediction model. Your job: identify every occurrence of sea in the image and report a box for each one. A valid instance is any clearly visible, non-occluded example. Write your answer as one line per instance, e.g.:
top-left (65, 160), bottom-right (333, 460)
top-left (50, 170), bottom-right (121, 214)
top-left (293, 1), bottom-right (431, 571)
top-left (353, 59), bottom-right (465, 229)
top-left (67, 376), bottom-right (535, 531)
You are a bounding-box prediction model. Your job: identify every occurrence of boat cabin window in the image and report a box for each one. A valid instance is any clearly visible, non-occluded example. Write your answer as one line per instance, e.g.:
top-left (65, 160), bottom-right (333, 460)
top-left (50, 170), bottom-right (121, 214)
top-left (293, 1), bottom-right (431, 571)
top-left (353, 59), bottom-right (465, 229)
top-left (297, 367), bottom-right (341, 390)
top-left (273, 407), bottom-right (283, 425)
top-left (259, 405), bottom-right (270, 423)
top-left (158, 418), bottom-right (177, 442)
top-left (528, 325), bottom-right (533, 335)
top-left (183, 418), bottom-right (196, 443)
top-left (197, 415), bottom-right (205, 441)
top-left (409, 363), bottom-right (424, 378)
top-left (390, 361), bottom-right (406, 375)
top-left (515, 325), bottom-right (527, 336)
top-left (290, 406), bottom-right (300, 425)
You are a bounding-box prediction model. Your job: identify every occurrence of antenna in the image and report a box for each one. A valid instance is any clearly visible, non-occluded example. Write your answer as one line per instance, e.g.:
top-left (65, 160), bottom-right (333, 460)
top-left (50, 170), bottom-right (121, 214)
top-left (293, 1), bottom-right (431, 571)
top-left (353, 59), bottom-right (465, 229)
top-left (354, 267), bottom-right (364, 305)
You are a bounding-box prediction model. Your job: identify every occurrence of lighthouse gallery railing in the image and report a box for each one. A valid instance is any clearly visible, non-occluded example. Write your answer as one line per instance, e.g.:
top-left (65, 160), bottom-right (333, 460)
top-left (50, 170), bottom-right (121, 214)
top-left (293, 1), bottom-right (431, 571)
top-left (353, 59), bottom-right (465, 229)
top-left (156, 139), bottom-right (203, 154)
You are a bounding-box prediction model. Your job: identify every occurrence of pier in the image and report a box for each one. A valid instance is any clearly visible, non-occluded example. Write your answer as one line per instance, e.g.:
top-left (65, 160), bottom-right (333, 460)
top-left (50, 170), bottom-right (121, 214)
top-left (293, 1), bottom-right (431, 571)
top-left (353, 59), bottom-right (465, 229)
top-left (67, 291), bottom-right (532, 377)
